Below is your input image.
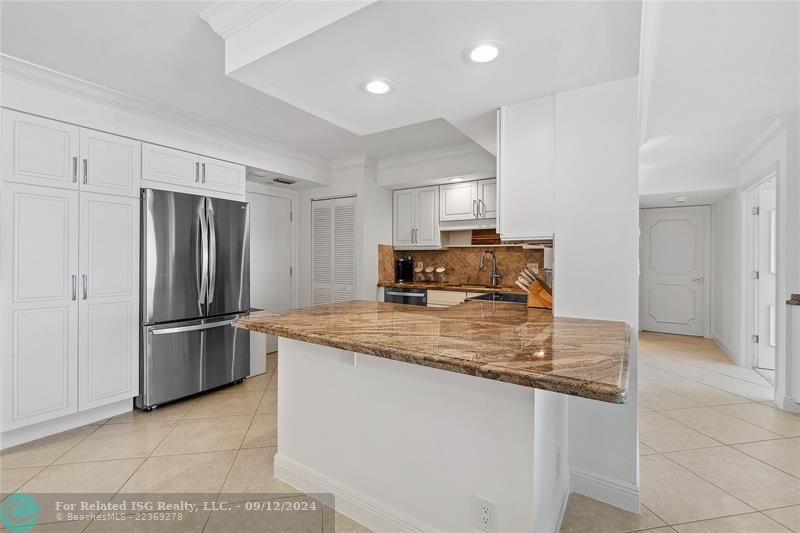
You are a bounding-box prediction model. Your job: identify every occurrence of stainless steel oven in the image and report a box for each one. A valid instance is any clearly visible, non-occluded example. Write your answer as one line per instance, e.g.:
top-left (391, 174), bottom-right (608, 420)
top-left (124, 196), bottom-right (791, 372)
top-left (384, 287), bottom-right (427, 306)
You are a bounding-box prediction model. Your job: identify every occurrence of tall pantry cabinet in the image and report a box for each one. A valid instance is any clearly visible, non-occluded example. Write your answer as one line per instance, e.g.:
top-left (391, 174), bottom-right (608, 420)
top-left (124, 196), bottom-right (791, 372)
top-left (0, 109), bottom-right (140, 431)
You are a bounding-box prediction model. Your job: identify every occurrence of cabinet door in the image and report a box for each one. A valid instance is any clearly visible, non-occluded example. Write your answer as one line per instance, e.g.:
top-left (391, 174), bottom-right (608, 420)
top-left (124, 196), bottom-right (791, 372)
top-left (414, 186), bottom-right (441, 247)
top-left (79, 129), bottom-right (141, 197)
top-left (78, 193), bottom-right (139, 410)
top-left (200, 156), bottom-right (245, 195)
top-left (478, 178), bottom-right (497, 219)
top-left (142, 143), bottom-right (199, 187)
top-left (1, 109), bottom-right (79, 189)
top-left (439, 181), bottom-right (478, 221)
top-left (393, 189), bottom-right (415, 248)
top-left (1, 183), bottom-right (79, 430)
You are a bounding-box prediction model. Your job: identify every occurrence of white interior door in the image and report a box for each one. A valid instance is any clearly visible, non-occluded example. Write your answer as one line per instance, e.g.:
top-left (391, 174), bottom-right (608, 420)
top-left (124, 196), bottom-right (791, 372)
top-left (78, 193), bottom-right (139, 410)
top-left (249, 192), bottom-right (293, 365)
top-left (755, 182), bottom-right (777, 370)
top-left (640, 206), bottom-right (708, 336)
top-left (312, 196), bottom-right (356, 306)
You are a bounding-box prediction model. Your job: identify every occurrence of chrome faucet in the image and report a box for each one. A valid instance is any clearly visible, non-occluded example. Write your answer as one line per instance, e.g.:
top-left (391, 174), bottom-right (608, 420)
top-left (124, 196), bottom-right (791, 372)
top-left (479, 250), bottom-right (502, 287)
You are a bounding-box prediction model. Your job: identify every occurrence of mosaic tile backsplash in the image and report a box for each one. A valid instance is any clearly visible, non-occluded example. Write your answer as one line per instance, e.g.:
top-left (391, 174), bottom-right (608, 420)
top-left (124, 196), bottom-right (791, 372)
top-left (377, 244), bottom-right (545, 288)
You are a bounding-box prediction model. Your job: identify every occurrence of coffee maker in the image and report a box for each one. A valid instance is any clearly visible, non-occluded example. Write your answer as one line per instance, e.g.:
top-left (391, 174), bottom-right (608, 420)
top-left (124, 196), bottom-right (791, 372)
top-left (395, 256), bottom-right (414, 282)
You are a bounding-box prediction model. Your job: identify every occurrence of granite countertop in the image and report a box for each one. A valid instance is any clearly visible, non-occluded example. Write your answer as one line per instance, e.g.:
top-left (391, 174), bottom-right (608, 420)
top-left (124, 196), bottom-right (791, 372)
top-left (788, 294), bottom-right (800, 306)
top-left (378, 281), bottom-right (526, 294)
top-left (235, 300), bottom-right (630, 404)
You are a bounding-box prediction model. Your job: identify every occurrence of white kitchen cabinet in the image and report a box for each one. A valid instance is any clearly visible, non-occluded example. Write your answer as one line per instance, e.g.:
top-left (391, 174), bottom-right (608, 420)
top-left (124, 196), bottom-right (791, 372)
top-left (497, 97), bottom-right (555, 241)
top-left (440, 181), bottom-right (479, 221)
top-left (1, 183), bottom-right (79, 429)
top-left (79, 129), bottom-right (141, 197)
top-left (78, 193), bottom-right (139, 411)
top-left (200, 156), bottom-right (246, 195)
top-left (0, 182), bottom-right (139, 432)
top-left (142, 142), bottom-right (200, 188)
top-left (477, 178), bottom-right (497, 219)
top-left (393, 186), bottom-right (441, 250)
top-left (1, 109), bottom-right (80, 189)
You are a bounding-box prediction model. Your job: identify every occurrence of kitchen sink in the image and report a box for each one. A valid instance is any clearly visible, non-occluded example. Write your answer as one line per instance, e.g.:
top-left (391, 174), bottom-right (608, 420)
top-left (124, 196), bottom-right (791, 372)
top-left (467, 292), bottom-right (527, 304)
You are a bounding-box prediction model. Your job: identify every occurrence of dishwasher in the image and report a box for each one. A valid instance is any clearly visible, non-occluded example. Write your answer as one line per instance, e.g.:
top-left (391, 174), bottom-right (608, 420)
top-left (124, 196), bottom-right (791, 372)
top-left (383, 287), bottom-right (427, 306)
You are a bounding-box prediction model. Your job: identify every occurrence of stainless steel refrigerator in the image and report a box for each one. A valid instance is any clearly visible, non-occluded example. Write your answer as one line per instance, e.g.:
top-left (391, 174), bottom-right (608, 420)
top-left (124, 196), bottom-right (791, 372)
top-left (137, 189), bottom-right (250, 410)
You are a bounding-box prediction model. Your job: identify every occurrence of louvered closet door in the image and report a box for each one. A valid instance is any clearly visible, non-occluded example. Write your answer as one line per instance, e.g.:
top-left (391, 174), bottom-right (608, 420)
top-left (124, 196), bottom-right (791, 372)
top-left (312, 196), bottom-right (356, 306)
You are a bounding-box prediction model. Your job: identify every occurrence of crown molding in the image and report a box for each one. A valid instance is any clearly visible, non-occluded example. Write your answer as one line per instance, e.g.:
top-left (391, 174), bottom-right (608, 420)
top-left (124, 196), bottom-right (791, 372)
top-left (331, 154), bottom-right (378, 173)
top-left (378, 143), bottom-right (492, 172)
top-left (733, 113), bottom-right (797, 168)
top-left (639, 160), bottom-right (735, 178)
top-left (0, 54), bottom-right (331, 177)
top-left (201, 1), bottom-right (290, 39)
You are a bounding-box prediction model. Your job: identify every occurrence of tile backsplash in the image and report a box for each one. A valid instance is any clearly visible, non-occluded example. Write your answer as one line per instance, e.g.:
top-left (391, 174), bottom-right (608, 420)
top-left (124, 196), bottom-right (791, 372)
top-left (378, 244), bottom-right (545, 288)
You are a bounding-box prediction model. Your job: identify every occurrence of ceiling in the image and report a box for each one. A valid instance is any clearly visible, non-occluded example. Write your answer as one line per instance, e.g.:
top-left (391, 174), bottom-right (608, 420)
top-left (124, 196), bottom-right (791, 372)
top-left (229, 0), bottom-right (642, 136)
top-left (640, 1), bottom-right (798, 170)
top-left (0, 1), bottom-right (476, 162)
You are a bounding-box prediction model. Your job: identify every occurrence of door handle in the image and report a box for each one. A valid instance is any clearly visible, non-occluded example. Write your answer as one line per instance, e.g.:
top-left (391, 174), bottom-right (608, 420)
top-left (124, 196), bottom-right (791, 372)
top-left (82, 159), bottom-right (88, 185)
top-left (195, 162), bottom-right (200, 183)
top-left (386, 291), bottom-right (425, 298)
top-left (198, 206), bottom-right (208, 305)
top-left (71, 274), bottom-right (77, 301)
top-left (150, 319), bottom-right (235, 335)
top-left (473, 200), bottom-right (477, 218)
top-left (82, 274), bottom-right (87, 300)
top-left (201, 162), bottom-right (206, 183)
top-left (72, 157), bottom-right (78, 183)
top-left (478, 199), bottom-right (485, 218)
top-left (691, 276), bottom-right (705, 284)
top-left (207, 202), bottom-right (217, 305)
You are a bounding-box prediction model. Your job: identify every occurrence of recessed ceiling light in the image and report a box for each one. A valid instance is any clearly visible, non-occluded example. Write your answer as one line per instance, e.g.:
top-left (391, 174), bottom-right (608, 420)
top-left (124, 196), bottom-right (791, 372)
top-left (364, 79), bottom-right (394, 95)
top-left (449, 177), bottom-right (465, 182)
top-left (468, 41), bottom-right (505, 63)
top-left (672, 195), bottom-right (689, 203)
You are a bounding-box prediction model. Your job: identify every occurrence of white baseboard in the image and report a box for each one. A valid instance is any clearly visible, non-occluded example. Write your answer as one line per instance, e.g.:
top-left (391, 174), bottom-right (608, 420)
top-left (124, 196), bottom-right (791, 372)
top-left (711, 330), bottom-right (741, 366)
top-left (274, 453), bottom-right (433, 533)
top-left (779, 396), bottom-right (800, 413)
top-left (570, 467), bottom-right (640, 513)
top-left (1, 399), bottom-right (132, 449)
top-left (540, 476), bottom-right (570, 533)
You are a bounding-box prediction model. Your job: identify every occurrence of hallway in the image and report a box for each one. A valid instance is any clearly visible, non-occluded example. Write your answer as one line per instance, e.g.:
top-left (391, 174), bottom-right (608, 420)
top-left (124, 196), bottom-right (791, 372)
top-left (561, 332), bottom-right (800, 532)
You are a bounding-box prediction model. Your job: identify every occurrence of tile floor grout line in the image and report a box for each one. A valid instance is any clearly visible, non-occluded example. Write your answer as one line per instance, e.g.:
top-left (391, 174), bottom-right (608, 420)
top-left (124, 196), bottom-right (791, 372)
top-left (727, 440), bottom-right (800, 482)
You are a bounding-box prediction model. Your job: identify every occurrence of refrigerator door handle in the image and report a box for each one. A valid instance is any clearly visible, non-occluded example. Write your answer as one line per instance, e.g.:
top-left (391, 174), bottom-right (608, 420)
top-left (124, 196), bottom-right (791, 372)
top-left (207, 200), bottom-right (217, 305)
top-left (150, 319), bottom-right (234, 335)
top-left (198, 203), bottom-right (209, 305)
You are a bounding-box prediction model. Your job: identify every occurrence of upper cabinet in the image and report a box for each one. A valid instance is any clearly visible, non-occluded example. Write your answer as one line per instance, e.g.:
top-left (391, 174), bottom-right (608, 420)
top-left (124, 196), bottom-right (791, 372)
top-left (1, 109), bottom-right (140, 197)
top-left (497, 96), bottom-right (555, 241)
top-left (142, 143), bottom-right (245, 197)
top-left (438, 178), bottom-right (497, 229)
top-left (393, 186), bottom-right (441, 250)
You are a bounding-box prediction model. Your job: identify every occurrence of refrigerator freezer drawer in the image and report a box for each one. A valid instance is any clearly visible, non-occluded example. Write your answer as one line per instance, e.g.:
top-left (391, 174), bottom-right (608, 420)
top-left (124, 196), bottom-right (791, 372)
top-left (138, 315), bottom-right (250, 408)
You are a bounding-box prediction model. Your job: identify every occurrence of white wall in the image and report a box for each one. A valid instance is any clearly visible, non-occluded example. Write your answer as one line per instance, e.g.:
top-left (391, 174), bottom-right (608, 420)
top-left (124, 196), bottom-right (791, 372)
top-left (297, 157), bottom-right (392, 306)
top-left (710, 190), bottom-right (744, 363)
top-left (553, 76), bottom-right (640, 511)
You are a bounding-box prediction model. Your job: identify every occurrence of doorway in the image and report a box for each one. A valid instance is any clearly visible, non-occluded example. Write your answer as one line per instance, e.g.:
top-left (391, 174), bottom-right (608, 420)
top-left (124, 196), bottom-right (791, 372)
top-left (640, 206), bottom-right (710, 336)
top-left (249, 191), bottom-right (294, 373)
top-left (751, 176), bottom-right (777, 383)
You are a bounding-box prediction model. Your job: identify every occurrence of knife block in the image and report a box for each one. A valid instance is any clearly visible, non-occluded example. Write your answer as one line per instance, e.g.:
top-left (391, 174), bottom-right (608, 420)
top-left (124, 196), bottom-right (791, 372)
top-left (527, 281), bottom-right (553, 309)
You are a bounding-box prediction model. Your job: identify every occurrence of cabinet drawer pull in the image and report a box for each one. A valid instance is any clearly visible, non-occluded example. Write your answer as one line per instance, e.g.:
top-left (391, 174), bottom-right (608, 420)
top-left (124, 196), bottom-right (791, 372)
top-left (72, 157), bottom-right (78, 183)
top-left (82, 274), bottom-right (87, 300)
top-left (71, 275), bottom-right (77, 301)
top-left (473, 199), bottom-right (477, 218)
top-left (82, 159), bottom-right (88, 185)
top-left (195, 162), bottom-right (200, 183)
top-left (202, 162), bottom-right (206, 183)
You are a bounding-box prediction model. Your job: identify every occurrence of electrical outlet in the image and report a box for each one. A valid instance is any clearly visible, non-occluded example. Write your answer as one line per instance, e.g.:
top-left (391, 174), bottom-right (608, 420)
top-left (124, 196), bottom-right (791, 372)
top-left (476, 496), bottom-right (495, 533)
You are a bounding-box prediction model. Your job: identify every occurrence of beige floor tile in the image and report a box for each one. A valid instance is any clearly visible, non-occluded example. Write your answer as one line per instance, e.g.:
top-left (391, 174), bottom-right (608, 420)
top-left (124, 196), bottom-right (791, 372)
top-left (257, 386), bottom-right (278, 414)
top-left (83, 508), bottom-right (212, 532)
top-left (559, 493), bottom-right (666, 533)
top-left (0, 426), bottom-right (97, 468)
top-left (672, 512), bottom-right (792, 532)
top-left (639, 384), bottom-right (698, 411)
top-left (152, 415), bottom-right (251, 456)
top-left (765, 505), bottom-right (800, 532)
top-left (8, 520), bottom-right (91, 532)
top-left (220, 447), bottom-right (295, 494)
top-left (242, 414), bottom-right (278, 448)
top-left (639, 412), bottom-right (721, 453)
top-left (636, 529), bottom-right (677, 533)
top-left (205, 494), bottom-right (323, 532)
top-left (662, 407), bottom-right (783, 444)
top-left (20, 458), bottom-right (143, 493)
top-left (733, 439), bottom-right (800, 478)
top-left (716, 403), bottom-right (800, 438)
top-left (656, 381), bottom-right (750, 407)
top-left (232, 372), bottom-right (270, 392)
top-left (55, 420), bottom-right (177, 464)
top-left (640, 442), bottom-right (659, 456)
top-left (693, 375), bottom-right (774, 402)
top-left (640, 455), bottom-right (753, 524)
top-left (119, 450), bottom-right (236, 493)
top-left (0, 466), bottom-right (43, 494)
top-left (107, 400), bottom-right (195, 424)
top-left (666, 447), bottom-right (800, 510)
top-left (334, 510), bottom-right (373, 532)
top-left (183, 390), bottom-right (263, 419)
